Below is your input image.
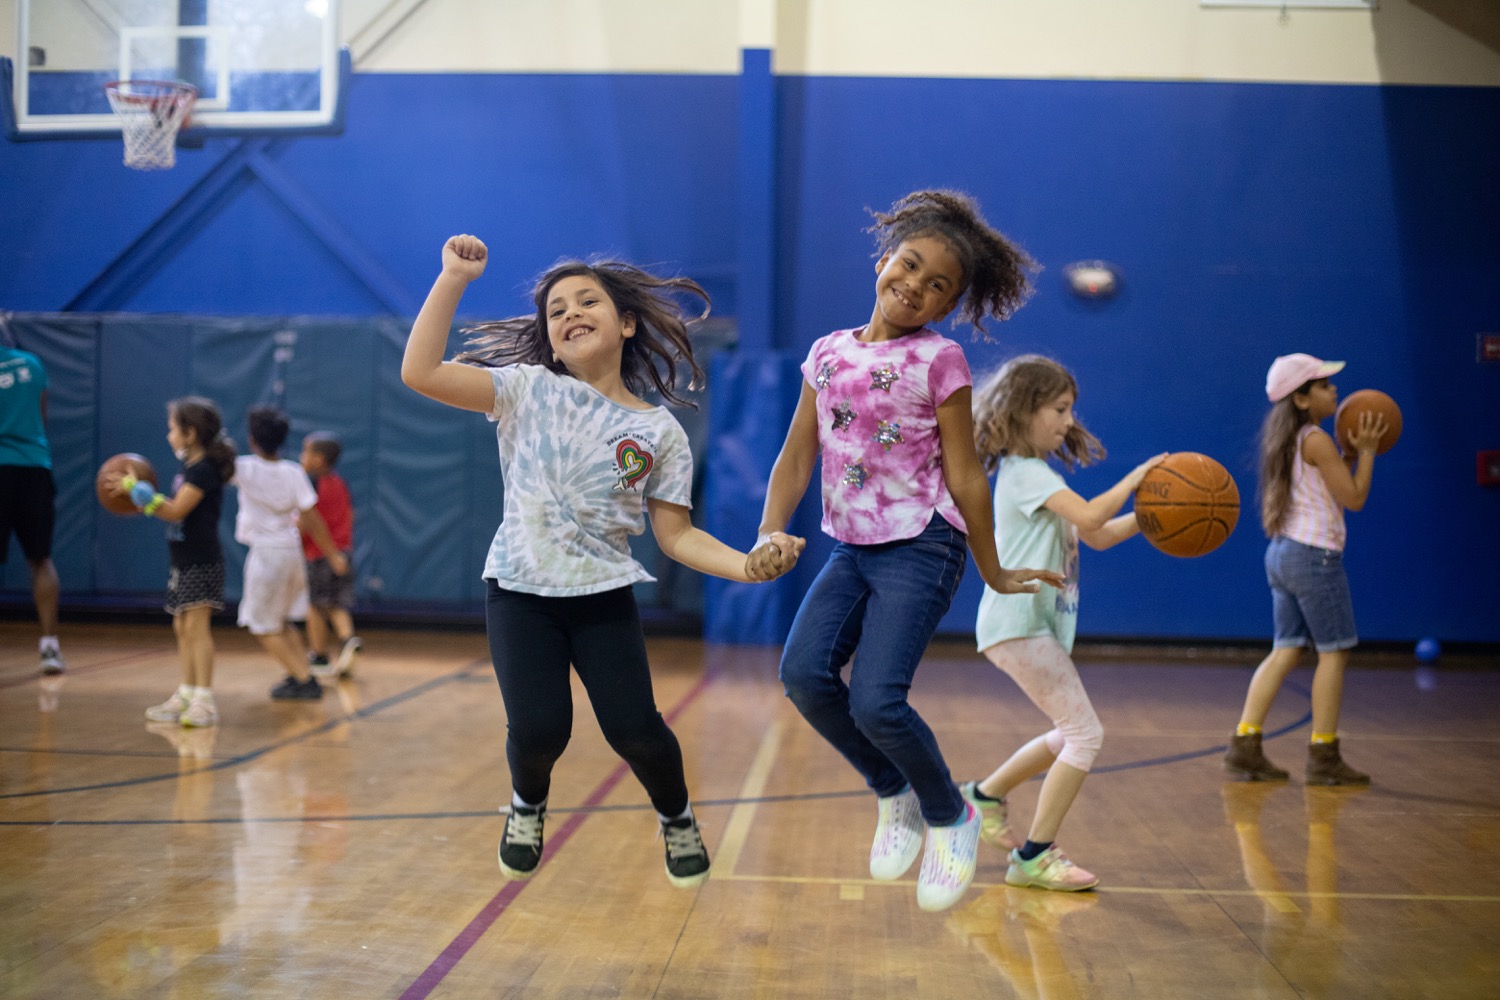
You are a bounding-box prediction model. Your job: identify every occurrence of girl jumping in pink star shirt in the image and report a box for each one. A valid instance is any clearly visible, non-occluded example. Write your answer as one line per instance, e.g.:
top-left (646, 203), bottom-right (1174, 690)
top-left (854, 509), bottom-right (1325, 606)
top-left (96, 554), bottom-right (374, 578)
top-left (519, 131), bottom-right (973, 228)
top-left (748, 190), bottom-right (1064, 912)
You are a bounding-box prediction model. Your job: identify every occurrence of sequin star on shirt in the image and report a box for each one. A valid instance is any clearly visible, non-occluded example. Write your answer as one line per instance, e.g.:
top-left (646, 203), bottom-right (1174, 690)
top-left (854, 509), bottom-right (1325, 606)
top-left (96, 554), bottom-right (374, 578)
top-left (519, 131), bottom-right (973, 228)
top-left (870, 365), bottom-right (900, 392)
top-left (815, 362), bottom-right (836, 391)
top-left (873, 420), bottom-right (903, 451)
top-left (831, 400), bottom-right (856, 431)
top-left (842, 461), bottom-right (869, 489)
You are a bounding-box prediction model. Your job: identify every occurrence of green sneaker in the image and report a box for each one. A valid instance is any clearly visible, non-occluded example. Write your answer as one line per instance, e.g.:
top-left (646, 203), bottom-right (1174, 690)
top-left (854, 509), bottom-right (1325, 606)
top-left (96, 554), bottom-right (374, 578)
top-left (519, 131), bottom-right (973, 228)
top-left (960, 781), bottom-right (1021, 851)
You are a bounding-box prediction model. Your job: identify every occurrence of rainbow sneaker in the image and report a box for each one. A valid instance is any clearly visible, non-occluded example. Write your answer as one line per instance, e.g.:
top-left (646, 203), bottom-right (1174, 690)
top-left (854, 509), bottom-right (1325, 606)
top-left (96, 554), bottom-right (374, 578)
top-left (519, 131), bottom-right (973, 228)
top-left (917, 801), bottom-right (981, 912)
top-left (1005, 846), bottom-right (1099, 892)
top-left (870, 787), bottom-right (925, 880)
top-left (960, 781), bottom-right (1021, 851)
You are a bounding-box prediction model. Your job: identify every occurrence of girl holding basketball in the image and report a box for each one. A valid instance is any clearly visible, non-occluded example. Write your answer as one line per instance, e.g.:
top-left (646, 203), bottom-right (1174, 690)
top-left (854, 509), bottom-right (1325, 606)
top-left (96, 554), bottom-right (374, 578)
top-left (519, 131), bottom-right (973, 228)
top-left (747, 190), bottom-right (1064, 912)
top-left (110, 397), bottom-right (237, 728)
top-left (402, 234), bottom-right (803, 889)
top-left (961, 355), bottom-right (1165, 892)
top-left (1224, 354), bottom-right (1386, 786)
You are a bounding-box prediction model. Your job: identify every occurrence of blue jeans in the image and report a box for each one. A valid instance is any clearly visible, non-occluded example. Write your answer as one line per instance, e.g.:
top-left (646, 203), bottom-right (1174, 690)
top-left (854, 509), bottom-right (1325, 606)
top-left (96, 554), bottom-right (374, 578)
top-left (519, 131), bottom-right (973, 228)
top-left (779, 514), bottom-right (968, 825)
top-left (1266, 536), bottom-right (1358, 653)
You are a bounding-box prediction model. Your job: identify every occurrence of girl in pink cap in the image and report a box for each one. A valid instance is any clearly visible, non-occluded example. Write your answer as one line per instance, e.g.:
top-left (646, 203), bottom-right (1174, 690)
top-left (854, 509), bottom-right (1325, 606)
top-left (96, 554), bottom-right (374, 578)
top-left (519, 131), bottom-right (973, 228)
top-left (1224, 353), bottom-right (1388, 785)
top-left (747, 190), bottom-right (1063, 912)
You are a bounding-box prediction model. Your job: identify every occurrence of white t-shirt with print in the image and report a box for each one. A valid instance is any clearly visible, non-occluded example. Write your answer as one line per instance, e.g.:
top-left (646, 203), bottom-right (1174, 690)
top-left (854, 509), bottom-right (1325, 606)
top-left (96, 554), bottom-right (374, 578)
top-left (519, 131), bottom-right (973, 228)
top-left (482, 365), bottom-right (694, 597)
top-left (233, 455), bottom-right (318, 550)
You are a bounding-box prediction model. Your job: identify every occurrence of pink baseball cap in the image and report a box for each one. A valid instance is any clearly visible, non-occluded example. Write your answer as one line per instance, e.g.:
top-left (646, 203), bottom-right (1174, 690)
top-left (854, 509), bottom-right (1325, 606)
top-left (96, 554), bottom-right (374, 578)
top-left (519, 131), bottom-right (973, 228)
top-left (1266, 353), bottom-right (1345, 402)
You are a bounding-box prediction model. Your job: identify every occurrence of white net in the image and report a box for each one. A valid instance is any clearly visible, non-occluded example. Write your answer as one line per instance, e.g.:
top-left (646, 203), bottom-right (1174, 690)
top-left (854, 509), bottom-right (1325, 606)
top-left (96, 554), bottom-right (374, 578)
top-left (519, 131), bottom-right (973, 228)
top-left (104, 80), bottom-right (198, 171)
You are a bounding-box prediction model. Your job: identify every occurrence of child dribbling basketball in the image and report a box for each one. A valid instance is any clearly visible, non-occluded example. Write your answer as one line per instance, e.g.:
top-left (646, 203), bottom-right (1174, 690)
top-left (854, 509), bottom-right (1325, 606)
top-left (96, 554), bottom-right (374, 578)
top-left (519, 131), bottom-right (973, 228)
top-left (1224, 354), bottom-right (1387, 786)
top-left (962, 355), bottom-right (1165, 891)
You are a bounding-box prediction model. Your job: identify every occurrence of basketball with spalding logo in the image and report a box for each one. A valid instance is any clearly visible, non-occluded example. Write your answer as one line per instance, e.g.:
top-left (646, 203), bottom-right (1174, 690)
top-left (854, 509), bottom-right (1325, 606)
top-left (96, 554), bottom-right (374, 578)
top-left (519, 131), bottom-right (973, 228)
top-left (1133, 452), bottom-right (1240, 558)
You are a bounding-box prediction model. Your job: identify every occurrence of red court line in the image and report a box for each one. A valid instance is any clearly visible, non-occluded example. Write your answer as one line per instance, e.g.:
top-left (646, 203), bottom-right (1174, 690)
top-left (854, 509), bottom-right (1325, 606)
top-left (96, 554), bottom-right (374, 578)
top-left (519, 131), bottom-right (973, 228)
top-left (398, 669), bottom-right (717, 1000)
top-left (0, 648), bottom-right (169, 690)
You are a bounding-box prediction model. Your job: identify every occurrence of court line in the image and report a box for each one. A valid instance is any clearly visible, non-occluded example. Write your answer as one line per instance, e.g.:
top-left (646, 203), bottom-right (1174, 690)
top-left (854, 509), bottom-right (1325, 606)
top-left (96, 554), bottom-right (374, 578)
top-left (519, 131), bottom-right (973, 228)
top-left (397, 668), bottom-right (718, 1000)
top-left (707, 872), bottom-right (1500, 904)
top-left (0, 661), bottom-right (492, 799)
top-left (0, 647), bottom-right (171, 690)
top-left (714, 719), bottom-right (786, 875)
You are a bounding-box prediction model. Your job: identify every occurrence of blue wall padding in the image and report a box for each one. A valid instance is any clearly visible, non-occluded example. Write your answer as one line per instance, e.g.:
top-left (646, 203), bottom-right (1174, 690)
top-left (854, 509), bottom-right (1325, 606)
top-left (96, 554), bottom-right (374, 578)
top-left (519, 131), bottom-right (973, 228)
top-left (3, 73), bottom-right (1497, 642)
top-left (703, 351), bottom-right (827, 644)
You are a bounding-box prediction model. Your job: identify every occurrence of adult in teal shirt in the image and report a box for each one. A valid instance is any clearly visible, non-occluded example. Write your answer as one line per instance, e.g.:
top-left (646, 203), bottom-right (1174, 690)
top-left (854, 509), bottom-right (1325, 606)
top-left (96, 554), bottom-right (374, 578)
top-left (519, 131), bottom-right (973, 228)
top-left (0, 341), bottom-right (63, 673)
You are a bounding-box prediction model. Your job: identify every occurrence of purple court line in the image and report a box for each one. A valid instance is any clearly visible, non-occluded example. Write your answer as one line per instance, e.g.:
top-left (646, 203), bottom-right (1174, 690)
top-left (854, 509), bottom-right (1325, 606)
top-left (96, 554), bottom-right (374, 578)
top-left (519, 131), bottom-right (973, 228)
top-left (0, 648), bottom-right (168, 690)
top-left (398, 668), bottom-right (716, 1000)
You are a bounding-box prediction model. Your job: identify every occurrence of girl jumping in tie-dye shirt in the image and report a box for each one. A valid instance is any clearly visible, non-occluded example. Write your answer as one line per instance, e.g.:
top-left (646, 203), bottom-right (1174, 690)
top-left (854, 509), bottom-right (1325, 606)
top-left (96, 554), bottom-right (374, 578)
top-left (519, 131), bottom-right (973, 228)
top-left (748, 190), bottom-right (1064, 912)
top-left (402, 234), bottom-right (804, 891)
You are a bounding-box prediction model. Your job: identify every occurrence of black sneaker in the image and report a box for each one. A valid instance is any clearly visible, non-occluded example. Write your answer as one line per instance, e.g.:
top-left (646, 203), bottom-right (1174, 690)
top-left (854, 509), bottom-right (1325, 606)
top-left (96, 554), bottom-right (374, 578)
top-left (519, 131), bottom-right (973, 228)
top-left (661, 816), bottom-right (711, 888)
top-left (270, 675), bottom-right (323, 700)
top-left (498, 804), bottom-right (545, 880)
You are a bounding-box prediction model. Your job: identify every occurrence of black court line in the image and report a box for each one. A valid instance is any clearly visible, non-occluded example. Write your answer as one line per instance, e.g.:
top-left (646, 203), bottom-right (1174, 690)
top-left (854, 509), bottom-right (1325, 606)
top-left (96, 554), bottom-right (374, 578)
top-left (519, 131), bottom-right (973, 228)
top-left (0, 697), bottom-right (1313, 825)
top-left (0, 660), bottom-right (491, 800)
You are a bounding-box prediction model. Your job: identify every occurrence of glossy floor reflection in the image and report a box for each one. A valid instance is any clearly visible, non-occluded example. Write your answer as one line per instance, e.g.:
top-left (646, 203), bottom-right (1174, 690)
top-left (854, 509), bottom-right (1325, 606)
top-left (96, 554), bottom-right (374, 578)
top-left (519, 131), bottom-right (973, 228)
top-left (2, 623), bottom-right (1497, 998)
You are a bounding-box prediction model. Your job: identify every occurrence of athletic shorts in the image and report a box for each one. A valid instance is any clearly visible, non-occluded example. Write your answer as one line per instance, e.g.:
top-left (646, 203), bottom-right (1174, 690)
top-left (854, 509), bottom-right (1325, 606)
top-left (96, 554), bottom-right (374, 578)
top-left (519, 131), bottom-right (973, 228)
top-left (166, 561), bottom-right (226, 616)
top-left (307, 552), bottom-right (355, 609)
top-left (0, 465), bottom-right (55, 564)
top-left (1266, 536), bottom-right (1358, 654)
top-left (237, 545), bottom-right (309, 635)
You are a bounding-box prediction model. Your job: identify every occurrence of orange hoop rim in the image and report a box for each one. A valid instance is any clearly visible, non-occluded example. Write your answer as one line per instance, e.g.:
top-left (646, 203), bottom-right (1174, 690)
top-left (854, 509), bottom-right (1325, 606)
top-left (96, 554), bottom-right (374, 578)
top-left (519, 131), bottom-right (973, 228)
top-left (104, 79), bottom-right (198, 107)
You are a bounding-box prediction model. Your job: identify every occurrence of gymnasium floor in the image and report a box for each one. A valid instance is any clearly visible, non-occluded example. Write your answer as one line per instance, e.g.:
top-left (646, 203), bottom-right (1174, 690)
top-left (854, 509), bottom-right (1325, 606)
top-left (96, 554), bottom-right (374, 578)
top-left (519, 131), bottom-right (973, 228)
top-left (2, 621), bottom-right (1497, 999)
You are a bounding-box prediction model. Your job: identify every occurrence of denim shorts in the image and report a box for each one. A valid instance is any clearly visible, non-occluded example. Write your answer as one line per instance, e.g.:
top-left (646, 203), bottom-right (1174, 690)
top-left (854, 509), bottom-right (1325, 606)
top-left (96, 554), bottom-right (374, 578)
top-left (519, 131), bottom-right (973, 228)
top-left (1265, 536), bottom-right (1357, 653)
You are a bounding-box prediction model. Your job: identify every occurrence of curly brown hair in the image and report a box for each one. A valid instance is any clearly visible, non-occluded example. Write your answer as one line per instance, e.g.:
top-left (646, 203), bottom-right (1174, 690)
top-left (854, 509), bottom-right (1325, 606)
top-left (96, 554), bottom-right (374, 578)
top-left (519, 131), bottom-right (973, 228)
top-left (972, 355), bottom-right (1103, 473)
top-left (866, 189), bottom-right (1037, 337)
top-left (454, 259), bottom-right (709, 408)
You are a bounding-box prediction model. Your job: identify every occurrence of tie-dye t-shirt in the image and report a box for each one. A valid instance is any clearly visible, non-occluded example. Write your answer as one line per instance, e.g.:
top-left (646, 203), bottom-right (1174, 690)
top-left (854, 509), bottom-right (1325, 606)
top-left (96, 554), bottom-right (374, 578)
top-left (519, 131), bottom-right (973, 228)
top-left (802, 327), bottom-right (972, 544)
top-left (481, 365), bottom-right (693, 597)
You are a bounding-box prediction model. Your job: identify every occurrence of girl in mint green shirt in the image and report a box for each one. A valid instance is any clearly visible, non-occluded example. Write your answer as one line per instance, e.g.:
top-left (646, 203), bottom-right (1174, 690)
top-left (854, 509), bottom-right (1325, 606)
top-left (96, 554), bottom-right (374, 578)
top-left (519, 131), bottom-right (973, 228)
top-left (963, 354), bottom-right (1164, 893)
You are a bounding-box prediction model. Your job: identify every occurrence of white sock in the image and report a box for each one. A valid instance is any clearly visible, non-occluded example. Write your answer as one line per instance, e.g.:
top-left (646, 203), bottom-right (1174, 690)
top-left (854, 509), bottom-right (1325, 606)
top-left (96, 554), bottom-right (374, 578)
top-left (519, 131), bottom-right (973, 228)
top-left (176, 684), bottom-right (194, 700)
top-left (511, 791), bottom-right (545, 811)
top-left (190, 686), bottom-right (214, 702)
top-left (658, 804), bottom-right (694, 825)
top-left (40, 636), bottom-right (60, 653)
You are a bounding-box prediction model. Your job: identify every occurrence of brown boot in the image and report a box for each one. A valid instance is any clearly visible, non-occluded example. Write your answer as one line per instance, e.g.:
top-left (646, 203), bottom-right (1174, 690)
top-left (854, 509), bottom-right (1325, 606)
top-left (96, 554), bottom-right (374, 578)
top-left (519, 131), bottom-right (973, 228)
top-left (1224, 732), bottom-right (1290, 782)
top-left (1305, 739), bottom-right (1370, 786)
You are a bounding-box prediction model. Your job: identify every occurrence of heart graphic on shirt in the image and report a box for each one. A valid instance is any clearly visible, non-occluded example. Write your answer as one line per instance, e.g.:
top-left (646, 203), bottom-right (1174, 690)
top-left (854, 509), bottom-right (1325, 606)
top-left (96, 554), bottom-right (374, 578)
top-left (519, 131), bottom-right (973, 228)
top-left (615, 439), bottom-right (654, 489)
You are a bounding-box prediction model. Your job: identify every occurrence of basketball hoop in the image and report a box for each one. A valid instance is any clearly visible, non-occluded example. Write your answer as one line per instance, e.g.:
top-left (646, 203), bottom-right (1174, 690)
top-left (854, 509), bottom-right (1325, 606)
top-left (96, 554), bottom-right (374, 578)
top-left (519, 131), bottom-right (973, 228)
top-left (104, 79), bottom-right (197, 171)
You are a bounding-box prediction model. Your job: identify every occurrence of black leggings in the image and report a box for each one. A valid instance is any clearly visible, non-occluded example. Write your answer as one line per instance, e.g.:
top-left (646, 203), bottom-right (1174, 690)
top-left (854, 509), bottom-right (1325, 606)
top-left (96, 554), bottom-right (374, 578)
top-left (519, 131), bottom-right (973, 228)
top-left (485, 581), bottom-right (689, 817)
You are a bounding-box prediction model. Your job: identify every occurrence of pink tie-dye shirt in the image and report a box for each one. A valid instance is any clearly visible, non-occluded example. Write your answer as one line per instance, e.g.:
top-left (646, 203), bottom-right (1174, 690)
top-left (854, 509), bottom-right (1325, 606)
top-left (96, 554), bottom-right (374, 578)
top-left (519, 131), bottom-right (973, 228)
top-left (801, 327), bottom-right (972, 544)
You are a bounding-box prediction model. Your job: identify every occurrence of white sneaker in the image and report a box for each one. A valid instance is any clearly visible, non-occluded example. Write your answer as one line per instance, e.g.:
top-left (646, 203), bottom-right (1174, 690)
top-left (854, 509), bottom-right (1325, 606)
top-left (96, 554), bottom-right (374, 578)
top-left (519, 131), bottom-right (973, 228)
top-left (40, 645), bottom-right (65, 675)
top-left (870, 787), bottom-right (925, 880)
top-left (917, 802), bottom-right (981, 912)
top-left (335, 636), bottom-right (362, 678)
top-left (180, 697), bottom-right (219, 728)
top-left (145, 690), bottom-right (190, 723)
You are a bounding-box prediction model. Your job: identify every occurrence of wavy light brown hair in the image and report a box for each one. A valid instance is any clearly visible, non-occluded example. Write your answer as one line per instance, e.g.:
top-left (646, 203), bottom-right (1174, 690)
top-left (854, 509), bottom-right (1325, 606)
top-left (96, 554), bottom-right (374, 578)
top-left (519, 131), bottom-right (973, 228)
top-left (866, 189), bottom-right (1038, 337)
top-left (972, 355), bottom-right (1104, 473)
top-left (454, 259), bottom-right (709, 408)
top-left (1257, 381), bottom-right (1321, 537)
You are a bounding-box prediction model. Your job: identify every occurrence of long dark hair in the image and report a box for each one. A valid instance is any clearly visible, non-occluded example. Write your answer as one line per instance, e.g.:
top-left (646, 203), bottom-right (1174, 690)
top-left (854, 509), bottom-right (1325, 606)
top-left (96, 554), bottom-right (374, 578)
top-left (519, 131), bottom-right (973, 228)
top-left (866, 189), bottom-right (1037, 337)
top-left (972, 355), bottom-right (1104, 473)
top-left (1258, 383), bottom-right (1318, 537)
top-left (169, 396), bottom-right (236, 483)
top-left (453, 259), bottom-right (710, 408)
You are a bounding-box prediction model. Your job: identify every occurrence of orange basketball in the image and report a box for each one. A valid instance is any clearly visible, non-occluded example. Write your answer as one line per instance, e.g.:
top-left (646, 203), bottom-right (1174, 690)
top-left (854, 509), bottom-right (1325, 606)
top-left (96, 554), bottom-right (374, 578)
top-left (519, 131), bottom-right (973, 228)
top-left (1334, 388), bottom-right (1401, 455)
top-left (96, 453), bottom-right (157, 516)
top-left (1134, 452), bottom-right (1240, 558)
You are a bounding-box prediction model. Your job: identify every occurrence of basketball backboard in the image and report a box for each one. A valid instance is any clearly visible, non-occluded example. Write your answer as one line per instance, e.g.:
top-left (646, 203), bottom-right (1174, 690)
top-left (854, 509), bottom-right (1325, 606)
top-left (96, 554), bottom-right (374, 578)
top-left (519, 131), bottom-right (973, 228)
top-left (5, 0), bottom-right (345, 140)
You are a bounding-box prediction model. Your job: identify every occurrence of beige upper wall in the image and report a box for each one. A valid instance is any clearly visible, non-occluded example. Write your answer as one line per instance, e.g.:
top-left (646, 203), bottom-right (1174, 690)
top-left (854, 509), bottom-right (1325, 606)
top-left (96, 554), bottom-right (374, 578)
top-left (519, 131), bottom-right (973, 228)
top-left (3, 0), bottom-right (1497, 85)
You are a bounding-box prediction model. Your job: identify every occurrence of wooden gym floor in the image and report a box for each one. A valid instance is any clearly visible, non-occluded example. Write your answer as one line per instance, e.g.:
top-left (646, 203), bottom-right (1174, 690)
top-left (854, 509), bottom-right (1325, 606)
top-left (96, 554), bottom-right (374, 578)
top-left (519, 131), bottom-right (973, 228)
top-left (2, 621), bottom-right (1498, 999)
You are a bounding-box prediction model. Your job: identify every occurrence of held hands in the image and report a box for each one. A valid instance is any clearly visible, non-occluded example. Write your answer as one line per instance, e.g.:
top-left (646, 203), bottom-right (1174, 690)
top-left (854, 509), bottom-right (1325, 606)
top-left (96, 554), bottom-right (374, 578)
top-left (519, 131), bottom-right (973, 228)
top-left (442, 234), bottom-right (488, 283)
top-left (987, 566), bottom-right (1068, 596)
top-left (1343, 410), bottom-right (1388, 455)
top-left (1124, 452), bottom-right (1171, 491)
top-left (746, 531), bottom-right (807, 582)
top-left (329, 551), bottom-right (350, 576)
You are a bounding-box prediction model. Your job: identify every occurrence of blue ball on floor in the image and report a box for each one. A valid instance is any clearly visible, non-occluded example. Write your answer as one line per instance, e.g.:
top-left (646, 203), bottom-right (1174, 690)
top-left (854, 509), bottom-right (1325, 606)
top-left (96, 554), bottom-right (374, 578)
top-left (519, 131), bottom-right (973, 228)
top-left (1415, 637), bottom-right (1441, 663)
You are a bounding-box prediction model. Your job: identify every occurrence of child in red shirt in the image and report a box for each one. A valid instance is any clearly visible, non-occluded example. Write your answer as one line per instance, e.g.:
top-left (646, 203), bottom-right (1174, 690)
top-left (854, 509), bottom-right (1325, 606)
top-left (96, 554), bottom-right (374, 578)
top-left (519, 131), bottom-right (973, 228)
top-left (299, 432), bottom-right (361, 678)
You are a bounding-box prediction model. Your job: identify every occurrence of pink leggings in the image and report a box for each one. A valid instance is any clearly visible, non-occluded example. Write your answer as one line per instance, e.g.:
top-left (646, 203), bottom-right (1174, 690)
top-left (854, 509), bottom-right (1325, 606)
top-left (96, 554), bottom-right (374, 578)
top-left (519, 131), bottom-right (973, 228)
top-left (983, 634), bottom-right (1103, 772)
